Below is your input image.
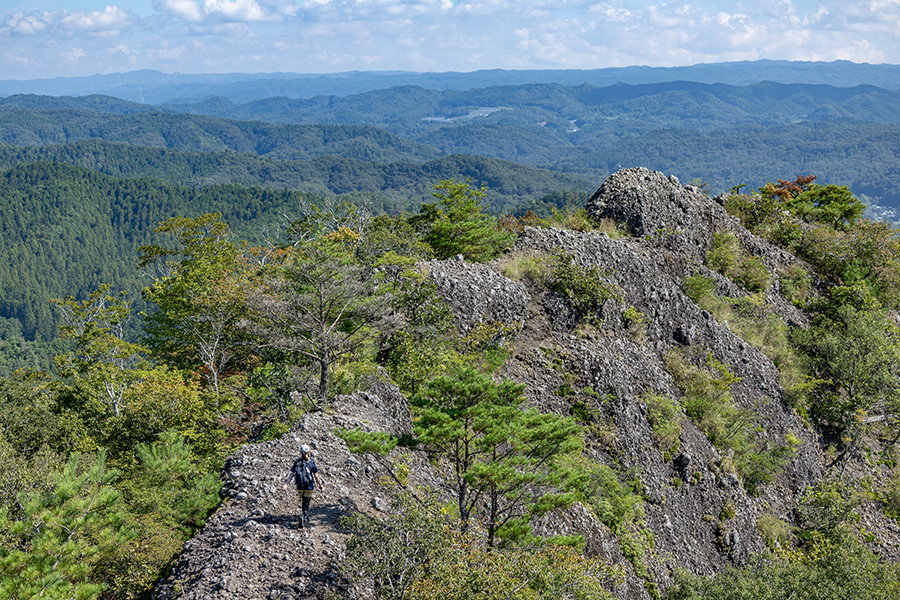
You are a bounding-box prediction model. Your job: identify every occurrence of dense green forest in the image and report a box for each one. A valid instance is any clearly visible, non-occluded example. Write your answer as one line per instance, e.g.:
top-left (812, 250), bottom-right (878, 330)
top-left (166, 81), bottom-right (900, 133)
top-left (3, 81), bottom-right (900, 205)
top-left (0, 159), bottom-right (589, 355)
top-left (0, 162), bottom-right (311, 343)
top-left (0, 140), bottom-right (593, 211)
top-left (0, 105), bottom-right (443, 163)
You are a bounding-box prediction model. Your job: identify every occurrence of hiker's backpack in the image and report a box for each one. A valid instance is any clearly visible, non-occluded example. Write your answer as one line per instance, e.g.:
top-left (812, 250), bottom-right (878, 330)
top-left (294, 459), bottom-right (313, 489)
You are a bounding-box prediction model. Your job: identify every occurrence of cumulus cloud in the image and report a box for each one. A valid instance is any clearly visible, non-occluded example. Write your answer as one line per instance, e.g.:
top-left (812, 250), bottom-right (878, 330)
top-left (155, 0), bottom-right (205, 22)
top-left (154, 0), bottom-right (280, 23)
top-left (60, 46), bottom-right (87, 63)
top-left (2, 0), bottom-right (899, 79)
top-left (2, 11), bottom-right (49, 36)
top-left (60, 5), bottom-right (132, 33)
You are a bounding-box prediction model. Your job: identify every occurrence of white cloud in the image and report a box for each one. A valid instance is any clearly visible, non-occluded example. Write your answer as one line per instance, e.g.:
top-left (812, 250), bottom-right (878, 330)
top-left (60, 46), bottom-right (87, 63)
top-left (645, 4), bottom-right (699, 29)
top-left (154, 0), bottom-right (206, 22)
top-left (2, 11), bottom-right (48, 36)
top-left (107, 43), bottom-right (138, 57)
top-left (589, 5), bottom-right (632, 22)
top-left (154, 0), bottom-right (277, 23)
top-left (59, 6), bottom-right (132, 32)
top-left (204, 0), bottom-right (272, 21)
top-left (2, 0), bottom-right (900, 79)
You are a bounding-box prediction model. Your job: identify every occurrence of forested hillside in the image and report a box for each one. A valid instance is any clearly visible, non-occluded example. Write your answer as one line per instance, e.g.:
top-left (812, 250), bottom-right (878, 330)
top-left (0, 105), bottom-right (443, 163)
top-left (0, 140), bottom-right (593, 213)
top-left (0, 162), bottom-right (307, 343)
top-left (4, 171), bottom-right (900, 600)
top-left (3, 80), bottom-right (900, 206)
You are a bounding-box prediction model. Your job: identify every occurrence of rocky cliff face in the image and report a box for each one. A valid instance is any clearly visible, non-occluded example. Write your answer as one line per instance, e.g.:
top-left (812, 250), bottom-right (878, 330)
top-left (154, 168), bottom-right (895, 599)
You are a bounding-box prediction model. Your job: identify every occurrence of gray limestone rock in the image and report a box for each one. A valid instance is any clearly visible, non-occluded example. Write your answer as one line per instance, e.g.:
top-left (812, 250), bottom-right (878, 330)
top-left (154, 168), bottom-right (846, 600)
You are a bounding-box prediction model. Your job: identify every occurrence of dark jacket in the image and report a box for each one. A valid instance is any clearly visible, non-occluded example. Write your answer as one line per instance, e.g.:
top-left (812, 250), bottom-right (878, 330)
top-left (286, 457), bottom-right (318, 491)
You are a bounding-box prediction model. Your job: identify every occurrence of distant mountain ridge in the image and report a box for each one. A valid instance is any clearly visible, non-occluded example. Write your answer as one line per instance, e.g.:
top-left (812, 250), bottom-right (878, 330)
top-left (2, 79), bottom-right (898, 206)
top-left (1, 60), bottom-right (898, 104)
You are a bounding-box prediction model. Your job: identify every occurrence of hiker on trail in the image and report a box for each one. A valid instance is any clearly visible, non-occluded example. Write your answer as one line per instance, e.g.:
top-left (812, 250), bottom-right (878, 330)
top-left (282, 444), bottom-right (324, 529)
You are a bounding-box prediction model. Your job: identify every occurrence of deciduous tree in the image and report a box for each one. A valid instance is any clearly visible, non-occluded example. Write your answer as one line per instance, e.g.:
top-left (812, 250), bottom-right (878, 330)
top-left (139, 214), bottom-right (250, 394)
top-left (245, 238), bottom-right (399, 401)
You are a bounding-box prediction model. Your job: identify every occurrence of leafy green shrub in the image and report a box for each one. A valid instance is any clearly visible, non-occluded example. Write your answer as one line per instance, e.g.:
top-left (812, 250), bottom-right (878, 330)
top-left (883, 463), bottom-right (900, 520)
top-left (719, 502), bottom-right (736, 520)
top-left (384, 330), bottom-right (450, 395)
top-left (665, 532), bottom-right (900, 600)
top-left (683, 274), bottom-right (717, 302)
top-left (736, 442), bottom-right (796, 496)
top-left (734, 255), bottom-right (770, 293)
top-left (644, 392), bottom-right (682, 460)
top-left (409, 538), bottom-right (622, 600)
top-left (796, 219), bottom-right (900, 309)
top-left (329, 360), bottom-right (385, 399)
top-left (665, 350), bottom-right (794, 495)
top-left (707, 232), bottom-right (770, 292)
top-left (547, 253), bottom-right (622, 322)
top-left (584, 463), bottom-right (652, 576)
top-left (780, 266), bottom-right (812, 306)
top-left (795, 479), bottom-right (861, 538)
top-left (792, 305), bottom-right (900, 437)
top-left (707, 232), bottom-right (740, 275)
top-left (682, 277), bottom-right (806, 398)
top-left (557, 383), bottom-right (576, 397)
top-left (622, 306), bottom-right (647, 340)
top-left (341, 491), bottom-right (454, 600)
top-left (757, 513), bottom-right (794, 550)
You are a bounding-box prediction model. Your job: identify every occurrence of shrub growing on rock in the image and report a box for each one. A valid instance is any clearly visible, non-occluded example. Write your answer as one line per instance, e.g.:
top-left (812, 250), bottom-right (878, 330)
top-left (706, 232), bottom-right (769, 293)
top-left (665, 349), bottom-right (794, 495)
top-left (547, 253), bottom-right (622, 323)
top-left (644, 392), bottom-right (682, 461)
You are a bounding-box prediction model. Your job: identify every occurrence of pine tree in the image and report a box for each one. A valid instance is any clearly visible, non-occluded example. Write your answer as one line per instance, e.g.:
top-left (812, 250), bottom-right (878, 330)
top-left (411, 366), bottom-right (582, 547)
top-left (0, 450), bottom-right (134, 600)
top-left (417, 179), bottom-right (515, 262)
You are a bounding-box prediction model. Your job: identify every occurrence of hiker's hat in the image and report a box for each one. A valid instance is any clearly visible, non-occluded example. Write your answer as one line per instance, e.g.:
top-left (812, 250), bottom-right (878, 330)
top-left (300, 444), bottom-right (311, 454)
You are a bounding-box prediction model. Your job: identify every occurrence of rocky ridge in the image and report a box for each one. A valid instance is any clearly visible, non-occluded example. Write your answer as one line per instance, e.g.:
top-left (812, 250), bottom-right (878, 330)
top-left (154, 382), bottom-right (445, 600)
top-left (155, 167), bottom-right (899, 599)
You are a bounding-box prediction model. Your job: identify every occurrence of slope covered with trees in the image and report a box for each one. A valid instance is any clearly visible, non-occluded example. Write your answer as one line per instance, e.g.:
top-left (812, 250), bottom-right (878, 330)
top-left (3, 79), bottom-right (900, 206)
top-left (3, 172), bottom-right (900, 599)
top-left (0, 140), bottom-right (593, 213)
top-left (0, 162), bottom-right (306, 342)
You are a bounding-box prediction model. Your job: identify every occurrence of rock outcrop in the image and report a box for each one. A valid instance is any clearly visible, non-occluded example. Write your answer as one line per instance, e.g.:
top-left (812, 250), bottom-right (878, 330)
top-left (156, 168), bottom-right (886, 599)
top-left (498, 224), bottom-right (817, 587)
top-left (154, 382), bottom-right (445, 600)
top-left (425, 255), bottom-right (530, 334)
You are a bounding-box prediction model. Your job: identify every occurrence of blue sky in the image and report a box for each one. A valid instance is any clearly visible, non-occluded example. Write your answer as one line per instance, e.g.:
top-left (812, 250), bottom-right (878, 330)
top-left (1, 0), bottom-right (898, 79)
